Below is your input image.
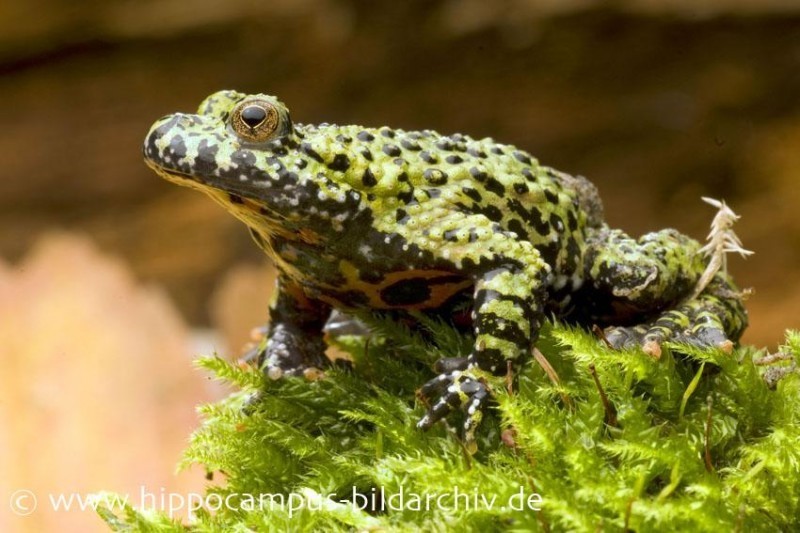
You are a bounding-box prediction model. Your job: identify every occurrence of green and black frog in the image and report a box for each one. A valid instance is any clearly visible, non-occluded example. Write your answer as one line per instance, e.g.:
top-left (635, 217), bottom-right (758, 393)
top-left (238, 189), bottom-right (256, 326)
top-left (144, 90), bottom-right (748, 449)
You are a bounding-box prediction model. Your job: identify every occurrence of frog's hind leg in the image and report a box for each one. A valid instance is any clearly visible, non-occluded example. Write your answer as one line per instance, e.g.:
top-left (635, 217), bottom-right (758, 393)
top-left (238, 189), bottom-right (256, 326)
top-left (605, 273), bottom-right (748, 357)
top-left (584, 225), bottom-right (748, 357)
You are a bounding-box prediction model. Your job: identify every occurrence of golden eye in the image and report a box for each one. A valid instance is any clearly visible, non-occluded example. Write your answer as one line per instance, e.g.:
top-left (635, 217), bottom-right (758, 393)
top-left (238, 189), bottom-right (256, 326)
top-left (231, 99), bottom-right (279, 143)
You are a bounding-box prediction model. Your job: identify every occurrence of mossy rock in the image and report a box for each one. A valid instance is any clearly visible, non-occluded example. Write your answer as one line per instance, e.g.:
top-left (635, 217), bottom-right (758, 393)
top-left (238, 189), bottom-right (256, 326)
top-left (97, 319), bottom-right (800, 532)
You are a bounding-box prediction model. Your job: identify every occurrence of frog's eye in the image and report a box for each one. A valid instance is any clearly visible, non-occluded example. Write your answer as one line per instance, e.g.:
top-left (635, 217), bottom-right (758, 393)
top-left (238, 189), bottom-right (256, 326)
top-left (230, 99), bottom-right (280, 143)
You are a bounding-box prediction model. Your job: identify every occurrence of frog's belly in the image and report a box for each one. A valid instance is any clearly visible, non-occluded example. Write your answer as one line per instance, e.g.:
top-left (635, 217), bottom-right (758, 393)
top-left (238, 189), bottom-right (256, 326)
top-left (319, 263), bottom-right (474, 311)
top-left (270, 239), bottom-right (473, 311)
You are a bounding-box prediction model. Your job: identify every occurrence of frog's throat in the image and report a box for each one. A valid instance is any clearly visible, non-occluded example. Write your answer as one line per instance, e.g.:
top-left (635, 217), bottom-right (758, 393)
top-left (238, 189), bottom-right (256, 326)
top-left (147, 161), bottom-right (292, 235)
top-left (148, 160), bottom-right (280, 206)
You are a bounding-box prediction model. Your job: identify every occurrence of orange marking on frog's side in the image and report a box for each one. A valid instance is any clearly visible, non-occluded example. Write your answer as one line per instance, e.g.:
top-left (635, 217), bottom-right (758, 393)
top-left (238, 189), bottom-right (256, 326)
top-left (335, 260), bottom-right (472, 310)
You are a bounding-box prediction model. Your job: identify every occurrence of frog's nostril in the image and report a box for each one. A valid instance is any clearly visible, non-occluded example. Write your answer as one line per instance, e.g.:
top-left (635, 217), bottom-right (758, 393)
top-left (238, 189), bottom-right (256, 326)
top-left (241, 105), bottom-right (267, 128)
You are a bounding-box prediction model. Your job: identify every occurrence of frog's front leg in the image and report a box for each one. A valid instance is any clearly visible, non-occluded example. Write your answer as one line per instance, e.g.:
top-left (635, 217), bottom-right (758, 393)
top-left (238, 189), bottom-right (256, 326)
top-left (584, 225), bottom-right (747, 356)
top-left (414, 216), bottom-right (549, 449)
top-left (257, 274), bottom-right (332, 379)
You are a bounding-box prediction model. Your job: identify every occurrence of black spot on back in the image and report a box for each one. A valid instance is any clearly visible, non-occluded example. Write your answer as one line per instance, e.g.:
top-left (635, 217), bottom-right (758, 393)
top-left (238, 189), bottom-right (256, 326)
top-left (507, 199), bottom-right (550, 236)
top-left (462, 187), bottom-right (483, 203)
top-left (362, 168), bottom-right (378, 187)
top-left (475, 204), bottom-right (503, 222)
top-left (401, 138), bottom-right (421, 151)
top-left (301, 143), bottom-right (324, 162)
top-left (328, 154), bottom-right (350, 172)
top-left (383, 144), bottom-right (401, 157)
top-left (539, 239), bottom-right (560, 266)
top-left (549, 213), bottom-right (565, 231)
top-left (436, 139), bottom-right (454, 151)
top-left (508, 218), bottom-right (527, 239)
top-left (484, 177), bottom-right (506, 197)
top-left (426, 188), bottom-right (441, 199)
top-left (567, 211), bottom-right (579, 231)
top-left (469, 167), bottom-right (488, 182)
top-left (513, 151), bottom-right (533, 165)
top-left (424, 169), bottom-right (448, 185)
top-left (397, 187), bottom-right (415, 204)
top-left (420, 151), bottom-right (438, 164)
top-left (443, 229), bottom-right (460, 242)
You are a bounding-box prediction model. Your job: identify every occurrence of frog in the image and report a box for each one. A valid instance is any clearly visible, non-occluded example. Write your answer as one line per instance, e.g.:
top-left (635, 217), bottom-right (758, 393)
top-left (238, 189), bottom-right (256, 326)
top-left (144, 90), bottom-right (748, 450)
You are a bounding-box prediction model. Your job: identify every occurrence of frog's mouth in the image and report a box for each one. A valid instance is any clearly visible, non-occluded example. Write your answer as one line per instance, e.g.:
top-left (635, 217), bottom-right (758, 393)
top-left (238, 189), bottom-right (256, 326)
top-left (148, 160), bottom-right (271, 204)
top-left (145, 159), bottom-right (202, 189)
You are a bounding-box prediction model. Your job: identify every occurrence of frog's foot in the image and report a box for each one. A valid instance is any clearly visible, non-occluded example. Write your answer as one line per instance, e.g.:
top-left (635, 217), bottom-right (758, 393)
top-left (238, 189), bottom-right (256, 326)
top-left (605, 281), bottom-right (747, 358)
top-left (416, 361), bottom-right (490, 452)
top-left (254, 324), bottom-right (330, 380)
top-left (240, 325), bottom-right (270, 364)
top-left (605, 308), bottom-right (733, 358)
top-left (604, 309), bottom-right (728, 358)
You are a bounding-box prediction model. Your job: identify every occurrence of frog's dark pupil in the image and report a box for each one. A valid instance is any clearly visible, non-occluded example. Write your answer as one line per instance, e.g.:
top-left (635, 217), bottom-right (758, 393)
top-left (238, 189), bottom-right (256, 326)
top-left (241, 106), bottom-right (267, 128)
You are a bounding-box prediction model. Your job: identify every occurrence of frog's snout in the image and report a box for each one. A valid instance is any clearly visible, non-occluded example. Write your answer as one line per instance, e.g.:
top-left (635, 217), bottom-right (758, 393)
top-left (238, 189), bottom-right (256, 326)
top-left (143, 113), bottom-right (199, 170)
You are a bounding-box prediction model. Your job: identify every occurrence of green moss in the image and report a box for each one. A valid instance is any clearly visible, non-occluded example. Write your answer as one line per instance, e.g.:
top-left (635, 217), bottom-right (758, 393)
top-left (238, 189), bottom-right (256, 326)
top-left (97, 322), bottom-right (800, 532)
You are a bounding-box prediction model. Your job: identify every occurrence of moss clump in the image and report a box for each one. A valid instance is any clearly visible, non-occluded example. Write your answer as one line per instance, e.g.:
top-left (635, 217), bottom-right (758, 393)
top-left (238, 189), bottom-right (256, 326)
top-left (97, 318), bottom-right (800, 532)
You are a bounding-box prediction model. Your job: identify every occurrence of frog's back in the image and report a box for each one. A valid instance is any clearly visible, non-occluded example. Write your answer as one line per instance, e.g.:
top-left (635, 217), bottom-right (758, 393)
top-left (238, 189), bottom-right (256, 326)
top-left (297, 123), bottom-right (590, 286)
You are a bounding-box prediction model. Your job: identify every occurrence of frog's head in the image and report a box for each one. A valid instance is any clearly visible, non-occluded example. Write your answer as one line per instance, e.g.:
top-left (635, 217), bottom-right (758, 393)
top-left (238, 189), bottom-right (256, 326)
top-left (144, 90), bottom-right (293, 186)
top-left (143, 90), bottom-right (309, 232)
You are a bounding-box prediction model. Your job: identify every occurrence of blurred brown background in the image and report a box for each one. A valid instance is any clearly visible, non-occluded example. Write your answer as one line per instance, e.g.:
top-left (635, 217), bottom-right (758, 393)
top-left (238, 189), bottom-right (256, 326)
top-left (2, 1), bottom-right (799, 531)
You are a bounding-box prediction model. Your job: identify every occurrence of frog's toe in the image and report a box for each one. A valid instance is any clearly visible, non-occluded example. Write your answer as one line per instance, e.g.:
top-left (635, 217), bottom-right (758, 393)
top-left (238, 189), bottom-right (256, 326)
top-left (253, 324), bottom-right (330, 380)
top-left (604, 324), bottom-right (649, 350)
top-left (672, 312), bottom-right (734, 353)
top-left (262, 345), bottom-right (327, 380)
top-left (605, 324), bottom-right (667, 358)
top-left (264, 361), bottom-right (326, 381)
top-left (235, 324), bottom-right (270, 364)
top-left (416, 370), bottom-right (489, 452)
